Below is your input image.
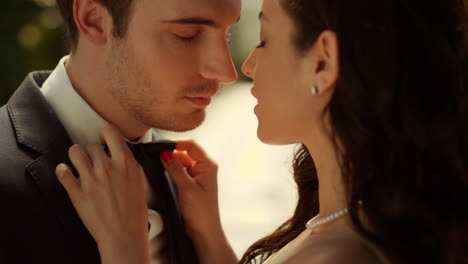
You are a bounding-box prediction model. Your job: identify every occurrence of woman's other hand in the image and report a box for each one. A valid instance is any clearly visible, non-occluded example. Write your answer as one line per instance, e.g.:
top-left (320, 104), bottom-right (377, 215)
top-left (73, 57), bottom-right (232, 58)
top-left (160, 140), bottom-right (220, 236)
top-left (160, 140), bottom-right (237, 264)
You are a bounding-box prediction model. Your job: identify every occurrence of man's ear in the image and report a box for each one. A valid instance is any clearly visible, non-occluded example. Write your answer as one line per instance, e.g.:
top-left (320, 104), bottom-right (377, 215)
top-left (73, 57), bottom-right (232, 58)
top-left (73, 0), bottom-right (110, 46)
top-left (307, 30), bottom-right (340, 95)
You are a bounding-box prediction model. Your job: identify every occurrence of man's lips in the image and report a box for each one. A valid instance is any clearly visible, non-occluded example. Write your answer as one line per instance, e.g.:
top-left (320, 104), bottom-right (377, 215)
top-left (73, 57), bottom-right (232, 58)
top-left (185, 86), bottom-right (218, 107)
top-left (185, 96), bottom-right (212, 107)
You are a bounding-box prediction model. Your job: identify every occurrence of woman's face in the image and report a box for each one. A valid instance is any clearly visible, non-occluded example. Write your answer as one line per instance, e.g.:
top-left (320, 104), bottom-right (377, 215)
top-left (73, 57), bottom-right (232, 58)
top-left (242, 0), bottom-right (325, 145)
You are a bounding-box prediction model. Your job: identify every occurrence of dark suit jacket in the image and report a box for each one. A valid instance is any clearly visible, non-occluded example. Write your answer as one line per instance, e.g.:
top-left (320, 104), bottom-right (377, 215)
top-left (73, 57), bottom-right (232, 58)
top-left (0, 72), bottom-right (195, 263)
top-left (0, 72), bottom-right (101, 263)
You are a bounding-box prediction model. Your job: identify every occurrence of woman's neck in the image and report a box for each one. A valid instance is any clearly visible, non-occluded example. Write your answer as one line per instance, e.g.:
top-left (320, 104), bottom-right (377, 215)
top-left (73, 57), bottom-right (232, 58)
top-left (303, 124), bottom-right (347, 221)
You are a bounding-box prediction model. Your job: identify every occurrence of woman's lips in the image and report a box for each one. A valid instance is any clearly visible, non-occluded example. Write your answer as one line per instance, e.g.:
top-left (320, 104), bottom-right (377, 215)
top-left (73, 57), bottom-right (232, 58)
top-left (185, 97), bottom-right (212, 107)
top-left (251, 88), bottom-right (257, 98)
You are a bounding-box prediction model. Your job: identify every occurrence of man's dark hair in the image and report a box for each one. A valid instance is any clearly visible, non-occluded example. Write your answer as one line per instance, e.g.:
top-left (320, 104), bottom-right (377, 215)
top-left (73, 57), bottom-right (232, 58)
top-left (56, 0), bottom-right (135, 51)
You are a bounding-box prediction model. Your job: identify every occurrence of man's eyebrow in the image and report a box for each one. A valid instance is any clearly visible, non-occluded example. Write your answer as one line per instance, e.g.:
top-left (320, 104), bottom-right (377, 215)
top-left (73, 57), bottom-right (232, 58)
top-left (161, 16), bottom-right (241, 27)
top-left (161, 17), bottom-right (219, 27)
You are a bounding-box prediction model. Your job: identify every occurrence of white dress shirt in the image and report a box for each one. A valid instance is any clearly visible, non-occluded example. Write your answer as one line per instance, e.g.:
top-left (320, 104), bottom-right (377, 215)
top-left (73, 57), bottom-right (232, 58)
top-left (40, 56), bottom-right (167, 264)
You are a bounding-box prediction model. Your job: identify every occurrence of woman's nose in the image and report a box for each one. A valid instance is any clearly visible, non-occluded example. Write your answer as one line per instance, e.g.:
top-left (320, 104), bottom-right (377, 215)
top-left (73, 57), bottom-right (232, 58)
top-left (242, 50), bottom-right (256, 79)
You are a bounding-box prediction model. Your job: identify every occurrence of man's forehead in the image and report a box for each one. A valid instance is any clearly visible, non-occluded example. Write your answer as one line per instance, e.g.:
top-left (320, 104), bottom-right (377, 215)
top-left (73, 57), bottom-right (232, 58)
top-left (157, 0), bottom-right (241, 22)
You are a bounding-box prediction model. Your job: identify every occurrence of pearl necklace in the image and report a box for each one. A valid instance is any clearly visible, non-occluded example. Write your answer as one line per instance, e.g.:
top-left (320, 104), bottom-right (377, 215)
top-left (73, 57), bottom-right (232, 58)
top-left (305, 208), bottom-right (349, 230)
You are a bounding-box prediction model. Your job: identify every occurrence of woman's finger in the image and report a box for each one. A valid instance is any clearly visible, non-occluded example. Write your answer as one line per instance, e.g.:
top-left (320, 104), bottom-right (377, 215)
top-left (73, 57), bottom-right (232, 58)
top-left (99, 124), bottom-right (133, 165)
top-left (176, 140), bottom-right (213, 163)
top-left (86, 142), bottom-right (112, 179)
top-left (86, 142), bottom-right (108, 160)
top-left (160, 150), bottom-right (193, 188)
top-left (69, 144), bottom-right (94, 181)
top-left (173, 151), bottom-right (198, 178)
top-left (55, 163), bottom-right (81, 202)
top-left (173, 151), bottom-right (195, 168)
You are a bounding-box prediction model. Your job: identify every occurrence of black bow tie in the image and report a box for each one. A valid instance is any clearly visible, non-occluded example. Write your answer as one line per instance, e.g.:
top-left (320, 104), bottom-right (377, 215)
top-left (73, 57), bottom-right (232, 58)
top-left (125, 140), bottom-right (198, 264)
top-left (126, 140), bottom-right (177, 163)
top-left (126, 140), bottom-right (177, 211)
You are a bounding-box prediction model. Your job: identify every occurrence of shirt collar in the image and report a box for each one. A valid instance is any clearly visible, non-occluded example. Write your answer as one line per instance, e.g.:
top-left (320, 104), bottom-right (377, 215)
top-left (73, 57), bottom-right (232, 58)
top-left (40, 55), bottom-right (154, 147)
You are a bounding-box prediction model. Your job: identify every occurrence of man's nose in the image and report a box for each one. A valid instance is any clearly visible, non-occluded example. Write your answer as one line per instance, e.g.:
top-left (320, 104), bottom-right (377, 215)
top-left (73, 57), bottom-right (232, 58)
top-left (201, 44), bottom-right (238, 84)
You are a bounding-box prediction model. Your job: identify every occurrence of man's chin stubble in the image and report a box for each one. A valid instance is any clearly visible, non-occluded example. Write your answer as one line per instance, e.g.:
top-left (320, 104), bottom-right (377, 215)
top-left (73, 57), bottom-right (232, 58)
top-left (142, 109), bottom-right (206, 132)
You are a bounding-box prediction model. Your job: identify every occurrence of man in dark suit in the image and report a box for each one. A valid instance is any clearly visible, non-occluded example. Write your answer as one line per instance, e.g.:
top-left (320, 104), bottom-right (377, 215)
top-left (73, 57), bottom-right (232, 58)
top-left (0, 0), bottom-right (241, 262)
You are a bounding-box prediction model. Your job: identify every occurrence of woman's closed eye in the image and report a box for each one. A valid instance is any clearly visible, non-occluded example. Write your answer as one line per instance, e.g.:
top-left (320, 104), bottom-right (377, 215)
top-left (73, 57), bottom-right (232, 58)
top-left (256, 40), bottom-right (266, 48)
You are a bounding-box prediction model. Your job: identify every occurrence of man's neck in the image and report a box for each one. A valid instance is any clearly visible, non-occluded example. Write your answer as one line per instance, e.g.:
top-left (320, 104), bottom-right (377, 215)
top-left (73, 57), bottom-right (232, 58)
top-left (64, 54), bottom-right (149, 139)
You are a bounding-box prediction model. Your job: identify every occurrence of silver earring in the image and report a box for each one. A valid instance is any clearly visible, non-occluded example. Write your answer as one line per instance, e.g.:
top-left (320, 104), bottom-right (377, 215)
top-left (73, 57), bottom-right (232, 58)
top-left (311, 86), bottom-right (318, 95)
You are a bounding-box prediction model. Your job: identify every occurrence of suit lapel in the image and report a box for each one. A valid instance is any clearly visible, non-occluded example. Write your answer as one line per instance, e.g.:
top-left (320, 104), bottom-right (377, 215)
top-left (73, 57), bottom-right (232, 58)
top-left (7, 72), bottom-right (99, 256)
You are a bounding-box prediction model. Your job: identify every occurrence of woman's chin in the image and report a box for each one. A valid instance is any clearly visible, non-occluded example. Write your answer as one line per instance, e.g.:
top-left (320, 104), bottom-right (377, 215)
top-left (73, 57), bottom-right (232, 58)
top-left (256, 128), bottom-right (271, 144)
top-left (257, 128), bottom-right (294, 146)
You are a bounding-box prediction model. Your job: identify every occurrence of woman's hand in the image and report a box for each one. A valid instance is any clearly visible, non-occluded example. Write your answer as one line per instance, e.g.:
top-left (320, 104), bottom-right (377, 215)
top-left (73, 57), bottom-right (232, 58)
top-left (160, 140), bottom-right (238, 264)
top-left (160, 140), bottom-right (220, 236)
top-left (55, 125), bottom-right (150, 264)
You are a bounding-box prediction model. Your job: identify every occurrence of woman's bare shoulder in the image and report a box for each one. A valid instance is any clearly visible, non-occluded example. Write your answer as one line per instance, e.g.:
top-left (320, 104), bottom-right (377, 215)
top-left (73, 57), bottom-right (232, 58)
top-left (285, 234), bottom-right (385, 264)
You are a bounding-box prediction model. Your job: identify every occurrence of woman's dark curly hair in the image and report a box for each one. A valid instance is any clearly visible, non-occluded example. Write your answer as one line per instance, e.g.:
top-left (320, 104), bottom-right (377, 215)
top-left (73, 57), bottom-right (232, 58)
top-left (240, 0), bottom-right (468, 263)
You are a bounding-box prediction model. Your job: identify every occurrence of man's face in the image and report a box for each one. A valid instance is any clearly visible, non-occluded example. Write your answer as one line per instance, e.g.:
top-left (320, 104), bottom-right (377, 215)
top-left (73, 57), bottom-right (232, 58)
top-left (104, 0), bottom-right (241, 132)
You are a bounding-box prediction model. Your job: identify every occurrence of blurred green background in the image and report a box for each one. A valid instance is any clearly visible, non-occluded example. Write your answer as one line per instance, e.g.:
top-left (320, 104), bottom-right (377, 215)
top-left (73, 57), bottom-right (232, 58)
top-left (0, 0), bottom-right (261, 105)
top-left (1, 0), bottom-right (65, 105)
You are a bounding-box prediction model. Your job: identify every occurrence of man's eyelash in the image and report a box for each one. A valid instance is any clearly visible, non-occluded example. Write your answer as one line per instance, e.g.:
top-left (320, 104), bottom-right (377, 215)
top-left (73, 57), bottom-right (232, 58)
top-left (175, 35), bottom-right (198, 44)
top-left (175, 32), bottom-right (232, 44)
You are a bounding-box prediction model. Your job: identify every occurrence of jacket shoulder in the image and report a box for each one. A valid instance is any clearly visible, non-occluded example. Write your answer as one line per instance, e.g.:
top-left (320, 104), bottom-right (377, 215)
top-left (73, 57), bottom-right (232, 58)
top-left (0, 105), bottom-right (36, 189)
top-left (0, 104), bottom-right (20, 156)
